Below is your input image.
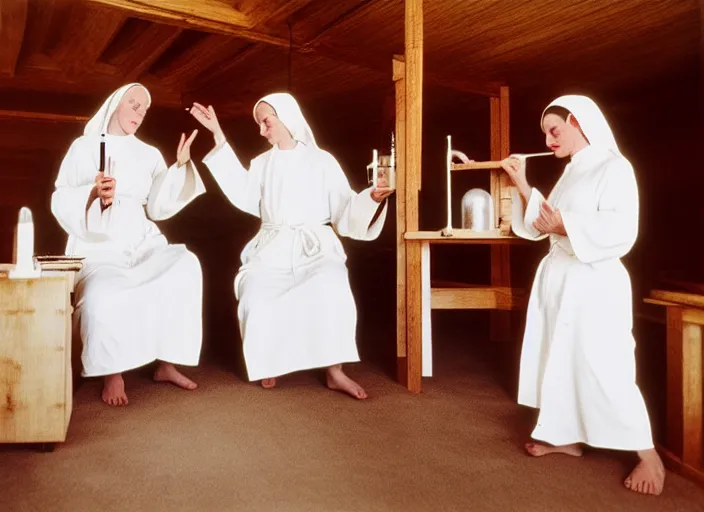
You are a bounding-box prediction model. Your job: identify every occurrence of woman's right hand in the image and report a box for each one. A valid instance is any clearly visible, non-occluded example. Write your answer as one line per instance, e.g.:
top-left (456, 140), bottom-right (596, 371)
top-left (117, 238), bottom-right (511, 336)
top-left (500, 155), bottom-right (532, 202)
top-left (500, 156), bottom-right (527, 186)
top-left (188, 102), bottom-right (225, 146)
top-left (95, 173), bottom-right (115, 208)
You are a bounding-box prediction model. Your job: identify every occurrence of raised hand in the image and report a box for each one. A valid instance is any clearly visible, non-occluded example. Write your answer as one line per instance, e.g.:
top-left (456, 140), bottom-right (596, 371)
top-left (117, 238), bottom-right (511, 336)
top-left (177, 129), bottom-right (198, 167)
top-left (188, 102), bottom-right (224, 144)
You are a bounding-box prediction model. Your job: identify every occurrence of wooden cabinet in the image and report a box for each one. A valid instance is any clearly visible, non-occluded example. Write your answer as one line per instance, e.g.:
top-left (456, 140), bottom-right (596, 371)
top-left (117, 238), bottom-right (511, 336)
top-left (0, 269), bottom-right (79, 450)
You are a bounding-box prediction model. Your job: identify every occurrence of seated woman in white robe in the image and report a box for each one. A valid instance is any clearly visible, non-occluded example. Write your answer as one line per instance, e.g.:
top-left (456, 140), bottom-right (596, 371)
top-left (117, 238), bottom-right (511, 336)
top-left (51, 83), bottom-right (206, 407)
top-left (188, 93), bottom-right (392, 399)
top-left (500, 95), bottom-right (665, 495)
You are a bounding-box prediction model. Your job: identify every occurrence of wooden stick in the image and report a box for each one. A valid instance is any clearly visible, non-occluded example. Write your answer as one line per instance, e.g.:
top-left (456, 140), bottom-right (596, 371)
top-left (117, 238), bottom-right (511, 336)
top-left (444, 135), bottom-right (453, 235)
top-left (452, 152), bottom-right (553, 171)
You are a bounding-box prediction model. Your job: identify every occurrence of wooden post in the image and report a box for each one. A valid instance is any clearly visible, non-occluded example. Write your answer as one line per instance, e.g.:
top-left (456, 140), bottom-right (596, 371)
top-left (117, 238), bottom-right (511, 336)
top-left (393, 55), bottom-right (408, 386)
top-left (489, 86), bottom-right (512, 343)
top-left (405, 0), bottom-right (423, 393)
top-left (666, 307), bottom-right (704, 468)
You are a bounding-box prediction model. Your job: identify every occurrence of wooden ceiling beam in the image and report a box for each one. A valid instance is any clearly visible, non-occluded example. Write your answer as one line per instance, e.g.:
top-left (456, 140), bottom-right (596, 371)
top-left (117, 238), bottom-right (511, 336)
top-left (0, 110), bottom-right (89, 123)
top-left (303, 0), bottom-right (374, 47)
top-left (248, 0), bottom-right (313, 29)
top-left (86, 0), bottom-right (253, 27)
top-left (84, 0), bottom-right (293, 48)
top-left (183, 44), bottom-right (258, 93)
top-left (118, 24), bottom-right (184, 81)
top-left (52, 4), bottom-right (126, 81)
top-left (0, 0), bottom-right (28, 77)
top-left (307, 43), bottom-right (503, 98)
top-left (150, 35), bottom-right (251, 87)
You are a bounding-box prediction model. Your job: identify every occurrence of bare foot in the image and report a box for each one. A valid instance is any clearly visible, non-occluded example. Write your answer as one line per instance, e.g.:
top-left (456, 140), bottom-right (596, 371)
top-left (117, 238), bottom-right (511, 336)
top-left (624, 449), bottom-right (665, 495)
top-left (525, 442), bottom-right (583, 457)
top-left (326, 365), bottom-right (368, 400)
top-left (261, 378), bottom-right (277, 389)
top-left (102, 374), bottom-right (128, 406)
top-left (153, 362), bottom-right (197, 390)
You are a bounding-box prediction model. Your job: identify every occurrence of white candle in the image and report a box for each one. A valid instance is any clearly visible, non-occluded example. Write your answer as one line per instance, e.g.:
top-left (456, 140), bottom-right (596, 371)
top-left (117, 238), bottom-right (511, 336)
top-left (9, 207), bottom-right (41, 279)
top-left (389, 132), bottom-right (396, 189)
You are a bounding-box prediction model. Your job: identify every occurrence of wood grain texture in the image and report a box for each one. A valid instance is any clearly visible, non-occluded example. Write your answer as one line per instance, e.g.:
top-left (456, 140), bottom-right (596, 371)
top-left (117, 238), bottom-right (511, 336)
top-left (0, 276), bottom-right (74, 443)
top-left (0, 0), bottom-right (696, 119)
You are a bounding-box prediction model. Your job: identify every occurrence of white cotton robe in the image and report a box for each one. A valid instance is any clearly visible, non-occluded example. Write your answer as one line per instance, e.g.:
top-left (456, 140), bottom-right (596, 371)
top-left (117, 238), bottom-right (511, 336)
top-left (51, 133), bottom-right (205, 377)
top-left (203, 141), bottom-right (387, 381)
top-left (512, 145), bottom-right (654, 450)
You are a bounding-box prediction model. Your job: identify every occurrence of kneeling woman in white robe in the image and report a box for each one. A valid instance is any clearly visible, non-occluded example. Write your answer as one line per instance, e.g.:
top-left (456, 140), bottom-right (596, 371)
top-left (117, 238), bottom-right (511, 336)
top-left (51, 83), bottom-right (206, 406)
top-left (189, 93), bottom-right (392, 399)
top-left (500, 95), bottom-right (665, 495)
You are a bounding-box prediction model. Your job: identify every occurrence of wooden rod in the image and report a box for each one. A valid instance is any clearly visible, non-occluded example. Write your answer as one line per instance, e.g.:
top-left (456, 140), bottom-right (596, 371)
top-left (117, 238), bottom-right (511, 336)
top-left (451, 152), bottom-right (553, 171)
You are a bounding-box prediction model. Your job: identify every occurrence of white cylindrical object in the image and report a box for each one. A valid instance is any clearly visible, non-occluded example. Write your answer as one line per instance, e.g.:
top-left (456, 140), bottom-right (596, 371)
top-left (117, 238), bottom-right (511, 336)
top-left (446, 135), bottom-right (452, 232)
top-left (10, 207), bottom-right (41, 279)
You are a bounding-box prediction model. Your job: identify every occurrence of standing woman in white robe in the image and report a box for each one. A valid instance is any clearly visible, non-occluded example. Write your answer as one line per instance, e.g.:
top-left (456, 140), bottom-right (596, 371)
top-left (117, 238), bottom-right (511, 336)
top-left (188, 93), bottom-right (393, 399)
top-left (51, 83), bottom-right (206, 406)
top-left (501, 95), bottom-right (665, 495)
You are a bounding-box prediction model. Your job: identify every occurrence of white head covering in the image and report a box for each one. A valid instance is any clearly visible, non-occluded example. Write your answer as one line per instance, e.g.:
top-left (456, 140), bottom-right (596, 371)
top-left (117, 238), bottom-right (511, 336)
top-left (252, 92), bottom-right (317, 148)
top-left (541, 95), bottom-right (620, 155)
top-left (84, 83), bottom-right (151, 136)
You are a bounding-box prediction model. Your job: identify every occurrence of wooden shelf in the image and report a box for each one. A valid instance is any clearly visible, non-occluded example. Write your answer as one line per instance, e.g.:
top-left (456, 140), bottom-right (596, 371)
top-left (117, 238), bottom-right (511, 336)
top-left (404, 229), bottom-right (529, 244)
top-left (650, 289), bottom-right (704, 309)
top-left (431, 285), bottom-right (526, 310)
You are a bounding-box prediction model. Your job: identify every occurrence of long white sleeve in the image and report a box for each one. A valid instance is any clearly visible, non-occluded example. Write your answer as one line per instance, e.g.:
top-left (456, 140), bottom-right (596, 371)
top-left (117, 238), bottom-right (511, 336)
top-left (561, 158), bottom-right (638, 264)
top-left (203, 142), bottom-right (262, 218)
top-left (50, 139), bottom-right (110, 242)
top-left (146, 151), bottom-right (206, 221)
top-left (511, 187), bottom-right (549, 241)
top-left (325, 152), bottom-right (387, 240)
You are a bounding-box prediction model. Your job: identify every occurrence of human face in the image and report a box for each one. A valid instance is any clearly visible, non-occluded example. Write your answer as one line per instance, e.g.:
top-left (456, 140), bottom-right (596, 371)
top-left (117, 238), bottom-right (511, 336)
top-left (254, 102), bottom-right (294, 147)
top-left (542, 112), bottom-right (586, 158)
top-left (109, 86), bottom-right (149, 135)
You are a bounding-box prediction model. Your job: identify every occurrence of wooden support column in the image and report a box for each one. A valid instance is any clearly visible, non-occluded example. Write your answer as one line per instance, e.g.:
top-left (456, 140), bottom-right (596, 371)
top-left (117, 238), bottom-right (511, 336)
top-left (404, 0), bottom-right (423, 393)
top-left (489, 86), bottom-right (512, 343)
top-left (666, 307), bottom-right (704, 468)
top-left (393, 55), bottom-right (408, 386)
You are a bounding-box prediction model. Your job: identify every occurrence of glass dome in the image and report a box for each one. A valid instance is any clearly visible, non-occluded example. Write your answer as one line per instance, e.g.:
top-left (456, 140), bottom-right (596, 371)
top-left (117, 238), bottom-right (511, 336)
top-left (461, 188), bottom-right (493, 232)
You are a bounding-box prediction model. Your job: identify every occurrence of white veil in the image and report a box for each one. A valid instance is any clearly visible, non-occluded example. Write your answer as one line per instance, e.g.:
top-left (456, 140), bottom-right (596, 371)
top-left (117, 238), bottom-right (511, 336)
top-left (541, 95), bottom-right (620, 156)
top-left (84, 83), bottom-right (152, 137)
top-left (253, 92), bottom-right (317, 148)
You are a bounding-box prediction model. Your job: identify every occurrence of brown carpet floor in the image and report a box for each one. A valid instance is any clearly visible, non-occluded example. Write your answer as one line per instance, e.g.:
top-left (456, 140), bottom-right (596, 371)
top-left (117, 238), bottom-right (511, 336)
top-left (2, 335), bottom-right (704, 512)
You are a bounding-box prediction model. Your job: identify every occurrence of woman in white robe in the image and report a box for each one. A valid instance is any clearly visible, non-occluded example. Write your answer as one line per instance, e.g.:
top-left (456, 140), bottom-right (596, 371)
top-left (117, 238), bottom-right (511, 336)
top-left (188, 93), bottom-right (392, 399)
top-left (500, 95), bottom-right (665, 495)
top-left (51, 83), bottom-right (206, 406)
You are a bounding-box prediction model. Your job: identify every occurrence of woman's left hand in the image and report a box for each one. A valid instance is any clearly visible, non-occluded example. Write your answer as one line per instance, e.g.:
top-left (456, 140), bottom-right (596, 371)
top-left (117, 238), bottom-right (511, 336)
top-left (371, 175), bottom-right (395, 202)
top-left (176, 129), bottom-right (198, 167)
top-left (533, 200), bottom-right (566, 235)
top-left (371, 188), bottom-right (394, 202)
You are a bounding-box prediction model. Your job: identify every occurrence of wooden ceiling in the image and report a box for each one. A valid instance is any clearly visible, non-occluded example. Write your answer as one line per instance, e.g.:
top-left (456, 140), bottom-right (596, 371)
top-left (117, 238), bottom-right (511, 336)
top-left (0, 0), bottom-right (699, 119)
